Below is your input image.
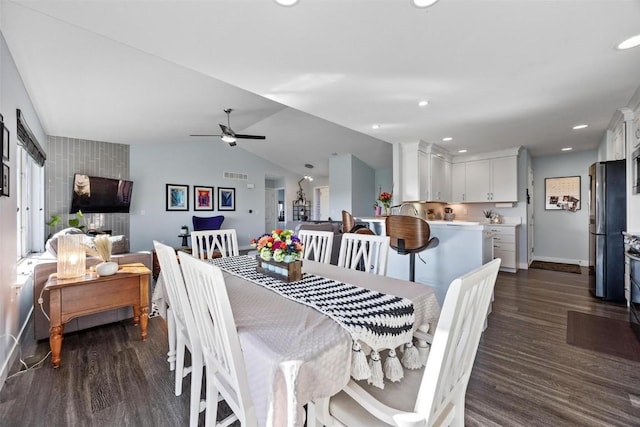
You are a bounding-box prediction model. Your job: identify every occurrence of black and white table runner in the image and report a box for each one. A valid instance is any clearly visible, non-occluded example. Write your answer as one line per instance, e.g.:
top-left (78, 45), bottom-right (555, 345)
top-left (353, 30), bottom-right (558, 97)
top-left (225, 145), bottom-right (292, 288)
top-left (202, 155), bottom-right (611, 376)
top-left (210, 255), bottom-right (423, 388)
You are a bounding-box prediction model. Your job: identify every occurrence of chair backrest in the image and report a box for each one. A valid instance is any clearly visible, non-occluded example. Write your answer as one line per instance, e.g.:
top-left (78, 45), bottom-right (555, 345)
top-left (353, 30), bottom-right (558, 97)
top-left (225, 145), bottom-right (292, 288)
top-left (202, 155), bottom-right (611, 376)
top-left (298, 229), bottom-right (334, 264)
top-left (341, 210), bottom-right (355, 233)
top-left (414, 258), bottom-right (501, 425)
top-left (385, 214), bottom-right (432, 253)
top-left (177, 251), bottom-right (257, 426)
top-left (192, 215), bottom-right (225, 232)
top-left (152, 240), bottom-right (201, 353)
top-left (191, 229), bottom-right (239, 260)
top-left (337, 233), bottom-right (390, 276)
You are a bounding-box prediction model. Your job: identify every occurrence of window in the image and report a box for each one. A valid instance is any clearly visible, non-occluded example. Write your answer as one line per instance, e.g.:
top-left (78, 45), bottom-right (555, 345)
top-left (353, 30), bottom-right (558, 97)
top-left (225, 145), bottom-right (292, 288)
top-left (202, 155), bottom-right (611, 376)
top-left (16, 145), bottom-right (44, 259)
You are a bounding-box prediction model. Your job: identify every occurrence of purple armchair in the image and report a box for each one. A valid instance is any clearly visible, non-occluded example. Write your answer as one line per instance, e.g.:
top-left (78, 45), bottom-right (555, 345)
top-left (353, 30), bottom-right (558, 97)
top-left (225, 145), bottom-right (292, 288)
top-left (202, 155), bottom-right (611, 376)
top-left (192, 215), bottom-right (225, 231)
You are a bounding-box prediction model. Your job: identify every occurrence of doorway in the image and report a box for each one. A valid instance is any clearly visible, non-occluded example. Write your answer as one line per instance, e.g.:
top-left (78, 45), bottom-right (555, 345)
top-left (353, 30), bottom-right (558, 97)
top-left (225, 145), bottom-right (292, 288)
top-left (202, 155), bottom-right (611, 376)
top-left (313, 186), bottom-right (330, 220)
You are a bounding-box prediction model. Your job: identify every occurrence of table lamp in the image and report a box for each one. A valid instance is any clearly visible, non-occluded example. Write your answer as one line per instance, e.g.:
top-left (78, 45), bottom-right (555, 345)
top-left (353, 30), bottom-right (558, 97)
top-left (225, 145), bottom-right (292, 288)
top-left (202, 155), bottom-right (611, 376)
top-left (57, 234), bottom-right (86, 279)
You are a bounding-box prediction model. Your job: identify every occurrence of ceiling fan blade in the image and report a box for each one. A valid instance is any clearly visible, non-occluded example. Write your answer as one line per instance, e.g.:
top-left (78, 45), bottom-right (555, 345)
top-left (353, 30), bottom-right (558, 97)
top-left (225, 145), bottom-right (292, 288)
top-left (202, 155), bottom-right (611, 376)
top-left (190, 134), bottom-right (222, 137)
top-left (219, 124), bottom-right (235, 136)
top-left (235, 134), bottom-right (266, 140)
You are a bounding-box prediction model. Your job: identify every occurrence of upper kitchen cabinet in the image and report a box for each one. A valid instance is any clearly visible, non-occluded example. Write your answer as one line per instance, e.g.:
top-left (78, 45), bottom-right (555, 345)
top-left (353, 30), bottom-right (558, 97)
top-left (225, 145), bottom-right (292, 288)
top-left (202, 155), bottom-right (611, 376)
top-left (451, 147), bottom-right (520, 203)
top-left (398, 141), bottom-right (451, 202)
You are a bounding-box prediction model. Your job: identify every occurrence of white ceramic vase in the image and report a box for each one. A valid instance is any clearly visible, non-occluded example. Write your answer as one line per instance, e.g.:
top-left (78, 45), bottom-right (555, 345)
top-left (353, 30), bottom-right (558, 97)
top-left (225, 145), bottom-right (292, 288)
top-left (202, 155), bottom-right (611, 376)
top-left (96, 261), bottom-right (118, 276)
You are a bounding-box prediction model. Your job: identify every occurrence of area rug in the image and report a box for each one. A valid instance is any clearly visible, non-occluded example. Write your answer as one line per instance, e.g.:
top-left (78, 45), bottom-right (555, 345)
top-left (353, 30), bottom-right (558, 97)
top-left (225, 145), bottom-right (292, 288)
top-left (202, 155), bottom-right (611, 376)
top-left (566, 311), bottom-right (640, 362)
top-left (530, 260), bottom-right (582, 274)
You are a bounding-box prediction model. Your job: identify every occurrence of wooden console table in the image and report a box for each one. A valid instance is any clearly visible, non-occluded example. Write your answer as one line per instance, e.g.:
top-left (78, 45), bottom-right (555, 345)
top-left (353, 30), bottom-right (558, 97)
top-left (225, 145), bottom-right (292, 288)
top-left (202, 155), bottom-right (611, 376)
top-left (44, 263), bottom-right (151, 368)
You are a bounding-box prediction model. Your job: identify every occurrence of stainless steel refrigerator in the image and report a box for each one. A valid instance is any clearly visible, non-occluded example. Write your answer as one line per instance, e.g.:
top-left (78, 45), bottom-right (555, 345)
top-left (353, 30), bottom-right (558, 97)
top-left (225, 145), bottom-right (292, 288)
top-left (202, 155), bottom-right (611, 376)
top-left (589, 160), bottom-right (626, 301)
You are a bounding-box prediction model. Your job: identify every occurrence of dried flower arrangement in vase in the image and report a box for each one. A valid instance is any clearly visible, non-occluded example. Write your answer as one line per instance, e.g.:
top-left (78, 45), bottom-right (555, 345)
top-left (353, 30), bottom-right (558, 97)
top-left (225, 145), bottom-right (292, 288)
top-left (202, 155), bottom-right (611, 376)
top-left (85, 235), bottom-right (118, 276)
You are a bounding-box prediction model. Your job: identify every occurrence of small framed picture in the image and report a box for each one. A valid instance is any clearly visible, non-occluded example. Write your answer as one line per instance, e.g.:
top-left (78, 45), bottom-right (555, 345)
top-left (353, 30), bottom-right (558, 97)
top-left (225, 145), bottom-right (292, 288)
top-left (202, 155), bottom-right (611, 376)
top-left (218, 187), bottom-right (235, 211)
top-left (194, 185), bottom-right (214, 211)
top-left (1, 163), bottom-right (9, 197)
top-left (1, 122), bottom-right (9, 162)
top-left (166, 184), bottom-right (189, 211)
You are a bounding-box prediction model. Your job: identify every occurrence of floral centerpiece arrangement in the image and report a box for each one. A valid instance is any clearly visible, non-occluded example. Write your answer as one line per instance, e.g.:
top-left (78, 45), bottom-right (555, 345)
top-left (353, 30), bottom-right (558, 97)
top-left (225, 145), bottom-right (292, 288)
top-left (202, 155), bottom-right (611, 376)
top-left (377, 190), bottom-right (393, 215)
top-left (251, 229), bottom-right (304, 263)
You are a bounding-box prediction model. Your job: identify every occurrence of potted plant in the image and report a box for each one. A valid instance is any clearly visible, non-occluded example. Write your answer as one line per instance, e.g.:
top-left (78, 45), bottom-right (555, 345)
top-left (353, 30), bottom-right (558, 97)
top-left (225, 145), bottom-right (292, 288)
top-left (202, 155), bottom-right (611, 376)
top-left (46, 210), bottom-right (85, 239)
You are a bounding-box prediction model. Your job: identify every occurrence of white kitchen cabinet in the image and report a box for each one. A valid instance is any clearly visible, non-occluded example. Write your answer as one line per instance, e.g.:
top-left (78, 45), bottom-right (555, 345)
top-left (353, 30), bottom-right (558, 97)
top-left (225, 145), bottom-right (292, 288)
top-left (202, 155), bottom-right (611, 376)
top-left (487, 224), bottom-right (519, 272)
top-left (456, 155), bottom-right (518, 202)
top-left (451, 162), bottom-right (466, 202)
top-left (465, 159), bottom-right (492, 202)
top-left (430, 153), bottom-right (451, 202)
top-left (400, 142), bottom-right (451, 202)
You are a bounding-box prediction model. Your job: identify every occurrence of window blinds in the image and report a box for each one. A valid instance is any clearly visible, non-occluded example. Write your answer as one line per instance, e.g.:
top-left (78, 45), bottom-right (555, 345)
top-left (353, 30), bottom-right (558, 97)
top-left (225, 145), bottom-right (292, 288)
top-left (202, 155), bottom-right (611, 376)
top-left (16, 109), bottom-right (46, 166)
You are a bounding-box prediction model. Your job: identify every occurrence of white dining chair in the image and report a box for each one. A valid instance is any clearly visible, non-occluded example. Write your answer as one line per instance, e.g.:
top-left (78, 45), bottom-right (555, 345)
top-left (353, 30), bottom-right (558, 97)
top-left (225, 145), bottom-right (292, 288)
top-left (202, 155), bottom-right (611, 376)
top-left (311, 258), bottom-right (502, 427)
top-left (338, 233), bottom-right (390, 276)
top-left (298, 229), bottom-right (334, 264)
top-left (153, 241), bottom-right (205, 427)
top-left (191, 228), bottom-right (239, 260)
top-left (178, 251), bottom-right (257, 427)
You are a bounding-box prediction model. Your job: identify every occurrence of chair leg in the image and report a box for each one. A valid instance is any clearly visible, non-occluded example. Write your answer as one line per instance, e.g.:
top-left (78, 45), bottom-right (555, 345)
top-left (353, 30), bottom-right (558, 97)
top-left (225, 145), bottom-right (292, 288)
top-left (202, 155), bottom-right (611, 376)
top-left (167, 307), bottom-right (177, 371)
top-left (204, 367), bottom-right (219, 427)
top-left (409, 253), bottom-right (416, 282)
top-left (175, 335), bottom-right (186, 396)
top-left (189, 351), bottom-right (204, 427)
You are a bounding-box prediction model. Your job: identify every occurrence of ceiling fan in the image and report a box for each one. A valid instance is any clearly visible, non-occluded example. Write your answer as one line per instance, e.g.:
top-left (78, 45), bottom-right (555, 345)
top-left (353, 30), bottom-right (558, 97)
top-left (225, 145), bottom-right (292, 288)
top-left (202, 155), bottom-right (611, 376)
top-left (190, 108), bottom-right (266, 147)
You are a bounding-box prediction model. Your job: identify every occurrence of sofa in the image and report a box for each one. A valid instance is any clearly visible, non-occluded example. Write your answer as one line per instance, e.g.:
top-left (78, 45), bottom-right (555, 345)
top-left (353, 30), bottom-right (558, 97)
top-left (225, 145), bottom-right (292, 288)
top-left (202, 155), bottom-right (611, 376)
top-left (33, 251), bottom-right (153, 341)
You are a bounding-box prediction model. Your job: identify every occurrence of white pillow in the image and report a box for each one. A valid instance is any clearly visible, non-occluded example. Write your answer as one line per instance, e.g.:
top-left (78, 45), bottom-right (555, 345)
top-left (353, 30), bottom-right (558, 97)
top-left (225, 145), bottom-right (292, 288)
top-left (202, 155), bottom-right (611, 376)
top-left (45, 227), bottom-right (86, 257)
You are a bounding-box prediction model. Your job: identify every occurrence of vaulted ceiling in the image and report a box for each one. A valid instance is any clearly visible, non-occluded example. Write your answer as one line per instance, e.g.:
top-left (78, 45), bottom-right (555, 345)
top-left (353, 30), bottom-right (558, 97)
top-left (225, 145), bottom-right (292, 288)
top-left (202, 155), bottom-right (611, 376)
top-left (2, 0), bottom-right (640, 177)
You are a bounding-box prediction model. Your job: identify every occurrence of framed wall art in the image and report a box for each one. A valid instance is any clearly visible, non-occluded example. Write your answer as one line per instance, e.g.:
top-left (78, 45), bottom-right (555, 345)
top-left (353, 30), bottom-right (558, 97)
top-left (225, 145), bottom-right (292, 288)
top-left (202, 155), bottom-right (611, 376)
top-left (194, 185), bottom-right (214, 211)
top-left (1, 163), bottom-right (9, 197)
top-left (1, 122), bottom-right (8, 162)
top-left (166, 184), bottom-right (189, 211)
top-left (545, 176), bottom-right (580, 211)
top-left (218, 187), bottom-right (235, 211)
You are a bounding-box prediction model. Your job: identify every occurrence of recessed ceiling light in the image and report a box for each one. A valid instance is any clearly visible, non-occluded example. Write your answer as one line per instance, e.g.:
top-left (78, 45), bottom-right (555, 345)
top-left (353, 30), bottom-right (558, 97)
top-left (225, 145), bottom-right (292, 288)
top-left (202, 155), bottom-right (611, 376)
top-left (458, 149), bottom-right (468, 153)
top-left (304, 163), bottom-right (314, 169)
top-left (617, 34), bottom-right (640, 50)
top-left (561, 147), bottom-right (573, 152)
top-left (412, 0), bottom-right (439, 8)
top-left (275, 0), bottom-right (299, 6)
top-left (572, 124), bottom-right (589, 130)
top-left (442, 137), bottom-right (453, 142)
top-left (418, 100), bottom-right (429, 107)
top-left (372, 124), bottom-right (380, 130)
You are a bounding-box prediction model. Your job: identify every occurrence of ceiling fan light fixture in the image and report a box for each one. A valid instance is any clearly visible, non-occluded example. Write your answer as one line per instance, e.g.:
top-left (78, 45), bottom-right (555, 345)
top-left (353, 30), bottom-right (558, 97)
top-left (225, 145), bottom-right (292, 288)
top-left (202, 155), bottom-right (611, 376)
top-left (221, 134), bottom-right (236, 144)
top-left (412, 0), bottom-right (439, 8)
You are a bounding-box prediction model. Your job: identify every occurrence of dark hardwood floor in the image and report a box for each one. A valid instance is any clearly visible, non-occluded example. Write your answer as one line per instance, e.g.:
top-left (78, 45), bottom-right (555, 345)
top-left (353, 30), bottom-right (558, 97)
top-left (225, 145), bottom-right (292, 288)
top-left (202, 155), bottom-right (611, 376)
top-left (1, 267), bottom-right (639, 426)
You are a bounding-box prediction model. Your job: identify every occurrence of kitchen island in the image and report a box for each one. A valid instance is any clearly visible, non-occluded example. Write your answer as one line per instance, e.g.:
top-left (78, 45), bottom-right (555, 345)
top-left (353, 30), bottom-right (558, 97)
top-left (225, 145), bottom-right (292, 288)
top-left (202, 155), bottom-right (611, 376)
top-left (358, 217), bottom-right (494, 303)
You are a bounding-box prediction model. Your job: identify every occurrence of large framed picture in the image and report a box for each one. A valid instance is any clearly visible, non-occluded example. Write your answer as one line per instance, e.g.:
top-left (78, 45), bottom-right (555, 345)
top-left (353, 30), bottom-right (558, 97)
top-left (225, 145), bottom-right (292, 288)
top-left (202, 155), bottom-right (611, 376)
top-left (218, 187), bottom-right (236, 211)
top-left (545, 176), bottom-right (581, 211)
top-left (194, 185), bottom-right (214, 211)
top-left (1, 163), bottom-right (9, 197)
top-left (1, 122), bottom-right (9, 162)
top-left (166, 184), bottom-right (189, 211)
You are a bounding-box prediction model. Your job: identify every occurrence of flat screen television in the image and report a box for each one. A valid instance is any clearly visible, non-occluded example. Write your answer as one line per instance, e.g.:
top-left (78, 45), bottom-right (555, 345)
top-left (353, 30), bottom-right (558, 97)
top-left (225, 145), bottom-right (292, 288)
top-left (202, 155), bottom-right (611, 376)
top-left (70, 173), bottom-right (134, 213)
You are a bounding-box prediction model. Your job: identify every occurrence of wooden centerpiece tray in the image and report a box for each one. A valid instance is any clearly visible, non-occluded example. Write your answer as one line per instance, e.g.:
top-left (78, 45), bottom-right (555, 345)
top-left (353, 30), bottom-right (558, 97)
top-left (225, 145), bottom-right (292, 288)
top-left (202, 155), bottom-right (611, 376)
top-left (255, 257), bottom-right (302, 282)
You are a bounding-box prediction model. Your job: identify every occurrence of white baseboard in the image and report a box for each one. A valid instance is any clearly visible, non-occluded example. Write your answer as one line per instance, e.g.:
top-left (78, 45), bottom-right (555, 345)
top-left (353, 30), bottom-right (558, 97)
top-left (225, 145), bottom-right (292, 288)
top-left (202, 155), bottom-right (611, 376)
top-left (0, 307), bottom-right (33, 394)
top-left (532, 256), bottom-right (588, 266)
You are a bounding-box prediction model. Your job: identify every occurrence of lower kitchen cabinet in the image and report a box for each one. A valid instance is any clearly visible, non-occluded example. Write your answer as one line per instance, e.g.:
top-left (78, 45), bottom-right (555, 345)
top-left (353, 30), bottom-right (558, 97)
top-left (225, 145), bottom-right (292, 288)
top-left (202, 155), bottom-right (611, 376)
top-left (487, 224), bottom-right (519, 272)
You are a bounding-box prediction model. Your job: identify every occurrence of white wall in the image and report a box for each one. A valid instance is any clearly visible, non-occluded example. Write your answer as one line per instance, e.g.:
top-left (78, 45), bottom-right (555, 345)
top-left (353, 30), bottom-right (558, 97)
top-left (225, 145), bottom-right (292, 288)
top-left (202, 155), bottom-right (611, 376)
top-left (0, 30), bottom-right (48, 385)
top-left (532, 150), bottom-right (596, 265)
top-left (328, 153), bottom-right (378, 219)
top-left (129, 140), bottom-right (302, 251)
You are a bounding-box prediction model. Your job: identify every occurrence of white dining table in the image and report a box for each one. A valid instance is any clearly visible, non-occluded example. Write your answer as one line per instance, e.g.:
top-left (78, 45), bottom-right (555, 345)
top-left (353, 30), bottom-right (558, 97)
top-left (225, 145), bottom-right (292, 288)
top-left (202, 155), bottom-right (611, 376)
top-left (154, 258), bottom-right (441, 427)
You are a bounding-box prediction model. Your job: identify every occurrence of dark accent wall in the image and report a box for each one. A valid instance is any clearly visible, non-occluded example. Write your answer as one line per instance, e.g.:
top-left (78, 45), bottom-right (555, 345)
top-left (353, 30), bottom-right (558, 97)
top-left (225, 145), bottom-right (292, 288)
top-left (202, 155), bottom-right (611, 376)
top-left (45, 136), bottom-right (130, 237)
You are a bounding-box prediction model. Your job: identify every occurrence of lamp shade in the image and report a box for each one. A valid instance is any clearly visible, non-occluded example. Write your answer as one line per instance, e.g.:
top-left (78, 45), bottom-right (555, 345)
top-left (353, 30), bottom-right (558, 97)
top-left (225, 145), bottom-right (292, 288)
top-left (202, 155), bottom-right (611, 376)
top-left (57, 234), bottom-right (86, 279)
